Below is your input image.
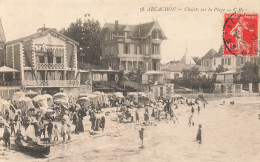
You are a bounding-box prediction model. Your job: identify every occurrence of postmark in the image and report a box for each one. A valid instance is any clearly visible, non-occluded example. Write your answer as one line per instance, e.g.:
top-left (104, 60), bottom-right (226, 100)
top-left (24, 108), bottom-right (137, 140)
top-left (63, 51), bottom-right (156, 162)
top-left (223, 13), bottom-right (258, 56)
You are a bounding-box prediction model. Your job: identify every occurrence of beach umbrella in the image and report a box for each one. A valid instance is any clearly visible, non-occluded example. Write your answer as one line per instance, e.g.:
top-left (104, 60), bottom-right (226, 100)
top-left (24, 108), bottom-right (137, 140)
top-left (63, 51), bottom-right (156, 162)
top-left (54, 92), bottom-right (68, 97)
top-left (114, 92), bottom-right (124, 98)
top-left (78, 97), bottom-right (90, 101)
top-left (0, 66), bottom-right (18, 72)
top-left (93, 91), bottom-right (102, 95)
top-left (17, 96), bottom-right (32, 102)
top-left (26, 90), bottom-right (38, 96)
top-left (128, 92), bottom-right (138, 96)
top-left (54, 92), bottom-right (68, 102)
top-left (54, 99), bottom-right (68, 105)
top-left (0, 98), bottom-right (10, 105)
top-left (42, 94), bottom-right (53, 99)
top-left (138, 92), bottom-right (147, 97)
top-left (12, 91), bottom-right (26, 101)
top-left (33, 95), bottom-right (47, 102)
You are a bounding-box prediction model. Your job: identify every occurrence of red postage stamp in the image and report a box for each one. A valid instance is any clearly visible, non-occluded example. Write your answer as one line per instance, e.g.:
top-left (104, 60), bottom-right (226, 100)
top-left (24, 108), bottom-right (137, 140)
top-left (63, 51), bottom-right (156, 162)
top-left (223, 13), bottom-right (258, 56)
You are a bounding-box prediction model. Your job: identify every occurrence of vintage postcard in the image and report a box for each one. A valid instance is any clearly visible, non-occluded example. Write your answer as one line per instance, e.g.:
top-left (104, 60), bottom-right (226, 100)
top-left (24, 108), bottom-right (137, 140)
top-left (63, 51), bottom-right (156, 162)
top-left (0, 0), bottom-right (259, 161)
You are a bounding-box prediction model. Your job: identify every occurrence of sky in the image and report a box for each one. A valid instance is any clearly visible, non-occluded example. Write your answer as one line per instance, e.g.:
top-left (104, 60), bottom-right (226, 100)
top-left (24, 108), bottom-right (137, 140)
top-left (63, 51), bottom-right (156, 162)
top-left (0, 0), bottom-right (259, 63)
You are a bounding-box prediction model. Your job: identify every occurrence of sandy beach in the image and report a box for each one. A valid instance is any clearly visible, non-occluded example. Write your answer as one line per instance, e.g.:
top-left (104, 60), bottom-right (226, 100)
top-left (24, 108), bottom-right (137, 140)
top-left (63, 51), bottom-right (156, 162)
top-left (1, 96), bottom-right (260, 162)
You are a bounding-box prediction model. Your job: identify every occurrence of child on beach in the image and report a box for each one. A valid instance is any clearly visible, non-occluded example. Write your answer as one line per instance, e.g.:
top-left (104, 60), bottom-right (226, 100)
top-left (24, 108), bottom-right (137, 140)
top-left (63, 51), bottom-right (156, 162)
top-left (60, 121), bottom-right (66, 142)
top-left (139, 128), bottom-right (144, 147)
top-left (188, 115), bottom-right (194, 127)
top-left (135, 110), bottom-right (139, 123)
top-left (53, 124), bottom-right (59, 141)
top-left (196, 124), bottom-right (202, 143)
top-left (66, 124), bottom-right (71, 141)
top-left (3, 127), bottom-right (10, 150)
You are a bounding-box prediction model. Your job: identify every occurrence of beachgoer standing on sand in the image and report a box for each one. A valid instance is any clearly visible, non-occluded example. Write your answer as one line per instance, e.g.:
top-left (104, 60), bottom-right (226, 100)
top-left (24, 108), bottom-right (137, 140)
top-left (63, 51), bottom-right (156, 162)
top-left (135, 110), bottom-right (139, 123)
top-left (15, 111), bottom-right (22, 130)
top-left (196, 124), bottom-right (202, 143)
top-left (191, 107), bottom-right (194, 114)
top-left (39, 118), bottom-right (46, 139)
top-left (3, 127), bottom-right (10, 150)
top-left (73, 112), bottom-right (79, 134)
top-left (60, 121), bottom-right (66, 142)
top-left (198, 105), bottom-right (200, 114)
top-left (47, 119), bottom-right (53, 142)
top-left (53, 124), bottom-right (59, 141)
top-left (66, 124), bottom-right (71, 141)
top-left (9, 119), bottom-right (15, 136)
top-left (100, 116), bottom-right (106, 132)
top-left (139, 128), bottom-right (144, 147)
top-left (188, 115), bottom-right (194, 127)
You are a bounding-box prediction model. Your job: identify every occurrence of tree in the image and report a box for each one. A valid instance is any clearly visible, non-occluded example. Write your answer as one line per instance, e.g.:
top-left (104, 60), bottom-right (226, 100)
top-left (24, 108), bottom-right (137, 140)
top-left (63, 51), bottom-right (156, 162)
top-left (182, 66), bottom-right (200, 79)
top-left (192, 57), bottom-right (202, 65)
top-left (216, 64), bottom-right (228, 73)
top-left (61, 15), bottom-right (102, 65)
top-left (241, 62), bottom-right (259, 84)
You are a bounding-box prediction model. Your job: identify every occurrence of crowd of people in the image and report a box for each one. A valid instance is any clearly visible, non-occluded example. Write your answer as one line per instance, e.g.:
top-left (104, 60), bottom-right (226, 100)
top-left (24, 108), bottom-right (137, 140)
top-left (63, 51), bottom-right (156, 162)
top-left (1, 92), bottom-right (208, 152)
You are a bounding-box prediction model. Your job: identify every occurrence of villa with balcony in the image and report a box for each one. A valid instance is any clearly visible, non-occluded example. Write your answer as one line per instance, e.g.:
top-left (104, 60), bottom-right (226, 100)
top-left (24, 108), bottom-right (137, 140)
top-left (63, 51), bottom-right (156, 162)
top-left (100, 20), bottom-right (167, 73)
top-left (4, 27), bottom-right (79, 93)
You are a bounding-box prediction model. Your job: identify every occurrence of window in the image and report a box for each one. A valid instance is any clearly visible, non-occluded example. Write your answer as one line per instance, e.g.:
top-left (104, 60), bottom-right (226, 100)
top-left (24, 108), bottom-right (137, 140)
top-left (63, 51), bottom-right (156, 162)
top-left (48, 56), bottom-right (53, 63)
top-left (124, 44), bottom-right (129, 54)
top-left (56, 57), bottom-right (62, 63)
top-left (221, 59), bottom-right (224, 65)
top-left (174, 73), bottom-right (179, 79)
top-left (228, 58), bottom-right (231, 65)
top-left (152, 44), bottom-right (160, 54)
top-left (225, 58), bottom-right (227, 64)
top-left (125, 32), bottom-right (130, 38)
top-left (134, 45), bottom-right (137, 54)
top-left (214, 59), bottom-right (216, 65)
top-left (206, 60), bottom-right (209, 67)
top-left (39, 56), bottom-right (44, 63)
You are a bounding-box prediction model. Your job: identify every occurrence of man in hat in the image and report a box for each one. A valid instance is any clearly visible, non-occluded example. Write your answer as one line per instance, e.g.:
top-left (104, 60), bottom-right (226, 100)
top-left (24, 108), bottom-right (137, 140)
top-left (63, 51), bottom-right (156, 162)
top-left (3, 127), bottom-right (11, 150)
top-left (72, 111), bottom-right (79, 134)
top-left (47, 119), bottom-right (53, 143)
top-left (139, 128), bottom-right (144, 147)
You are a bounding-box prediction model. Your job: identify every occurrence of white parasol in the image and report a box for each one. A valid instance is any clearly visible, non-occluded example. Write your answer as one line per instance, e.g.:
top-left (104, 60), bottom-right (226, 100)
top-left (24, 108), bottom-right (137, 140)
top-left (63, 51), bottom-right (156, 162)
top-left (33, 95), bottom-right (47, 102)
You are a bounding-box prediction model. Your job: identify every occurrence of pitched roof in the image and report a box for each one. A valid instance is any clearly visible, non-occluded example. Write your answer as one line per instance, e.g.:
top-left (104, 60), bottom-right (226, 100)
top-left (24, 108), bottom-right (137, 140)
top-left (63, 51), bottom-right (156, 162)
top-left (179, 48), bottom-right (196, 65)
top-left (103, 21), bottom-right (166, 39)
top-left (202, 49), bottom-right (217, 59)
top-left (0, 17), bottom-right (6, 42)
top-left (214, 45), bottom-right (223, 57)
top-left (161, 63), bottom-right (211, 72)
top-left (6, 28), bottom-right (79, 45)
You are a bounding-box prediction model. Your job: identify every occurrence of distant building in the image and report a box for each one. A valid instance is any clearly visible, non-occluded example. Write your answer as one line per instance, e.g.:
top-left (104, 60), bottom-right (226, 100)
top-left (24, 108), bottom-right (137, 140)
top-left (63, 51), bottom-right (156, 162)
top-left (162, 50), bottom-right (213, 80)
top-left (4, 27), bottom-right (80, 93)
top-left (202, 45), bottom-right (260, 74)
top-left (100, 20), bottom-right (167, 73)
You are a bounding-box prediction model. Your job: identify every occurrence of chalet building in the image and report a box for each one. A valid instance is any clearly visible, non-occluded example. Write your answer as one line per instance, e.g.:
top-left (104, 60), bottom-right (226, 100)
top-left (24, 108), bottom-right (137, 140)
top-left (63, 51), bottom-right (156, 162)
top-left (161, 49), bottom-right (213, 80)
top-left (4, 27), bottom-right (79, 93)
top-left (202, 45), bottom-right (260, 74)
top-left (100, 20), bottom-right (167, 73)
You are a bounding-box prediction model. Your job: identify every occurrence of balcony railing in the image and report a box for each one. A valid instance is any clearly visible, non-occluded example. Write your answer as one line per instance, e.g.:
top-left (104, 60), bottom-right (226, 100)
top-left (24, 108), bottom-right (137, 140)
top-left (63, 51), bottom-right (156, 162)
top-left (151, 54), bottom-right (161, 59)
top-left (23, 80), bottom-right (80, 87)
top-left (36, 63), bottom-right (64, 70)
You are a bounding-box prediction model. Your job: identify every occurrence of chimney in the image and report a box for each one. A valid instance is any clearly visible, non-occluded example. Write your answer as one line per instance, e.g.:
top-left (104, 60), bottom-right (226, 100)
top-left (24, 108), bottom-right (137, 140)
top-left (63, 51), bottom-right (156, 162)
top-left (115, 20), bottom-right (119, 33)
